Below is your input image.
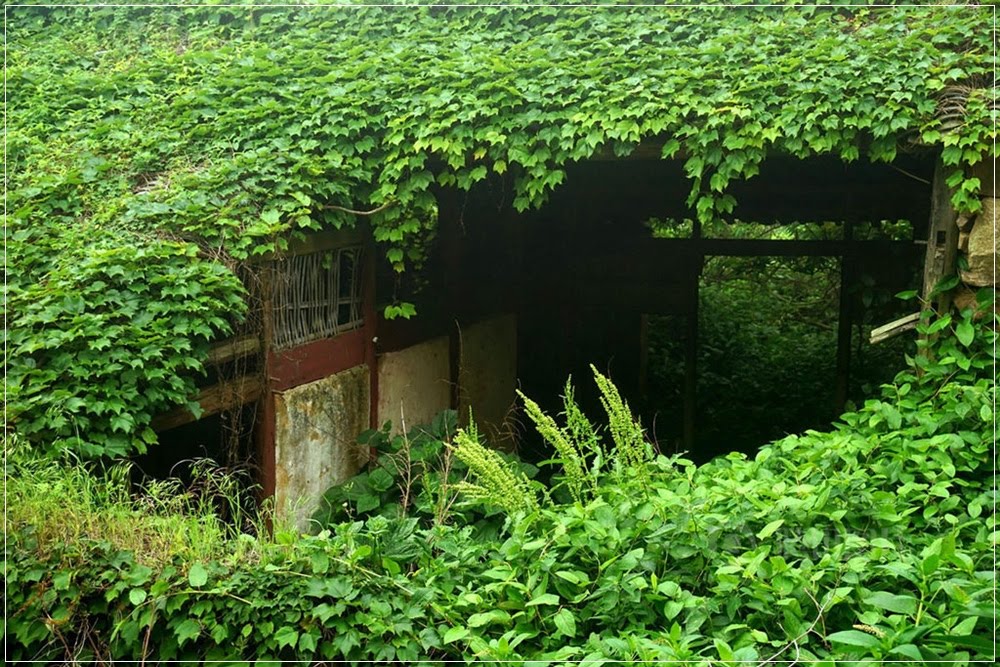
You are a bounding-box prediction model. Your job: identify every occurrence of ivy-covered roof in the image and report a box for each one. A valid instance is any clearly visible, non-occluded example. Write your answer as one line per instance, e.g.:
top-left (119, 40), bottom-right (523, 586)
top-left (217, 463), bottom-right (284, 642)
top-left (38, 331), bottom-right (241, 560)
top-left (10, 1), bottom-right (995, 257)
top-left (7, 0), bottom-right (995, 457)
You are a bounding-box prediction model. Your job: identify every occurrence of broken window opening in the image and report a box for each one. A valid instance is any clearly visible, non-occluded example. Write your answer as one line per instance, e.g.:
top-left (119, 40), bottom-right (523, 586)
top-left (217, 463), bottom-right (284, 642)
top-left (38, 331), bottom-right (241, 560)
top-left (272, 245), bottom-right (365, 350)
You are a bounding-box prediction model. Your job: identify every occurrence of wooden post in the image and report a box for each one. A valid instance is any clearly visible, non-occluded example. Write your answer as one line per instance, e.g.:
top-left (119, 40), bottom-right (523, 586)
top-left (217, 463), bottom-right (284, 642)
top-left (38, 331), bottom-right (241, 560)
top-left (834, 222), bottom-right (854, 414)
top-left (638, 314), bottom-right (649, 403)
top-left (922, 160), bottom-right (959, 312)
top-left (682, 221), bottom-right (702, 451)
top-left (363, 231), bottom-right (379, 431)
top-left (436, 188), bottom-right (465, 411)
top-left (256, 264), bottom-right (277, 511)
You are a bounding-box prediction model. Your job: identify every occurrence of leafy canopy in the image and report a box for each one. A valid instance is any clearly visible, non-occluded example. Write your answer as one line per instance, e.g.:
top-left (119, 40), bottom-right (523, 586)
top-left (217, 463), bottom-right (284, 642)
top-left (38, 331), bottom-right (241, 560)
top-left (6, 0), bottom-right (994, 457)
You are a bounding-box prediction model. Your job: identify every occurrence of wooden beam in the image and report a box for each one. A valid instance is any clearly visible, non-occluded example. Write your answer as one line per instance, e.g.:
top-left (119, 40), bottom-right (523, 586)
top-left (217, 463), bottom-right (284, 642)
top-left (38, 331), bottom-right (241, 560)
top-left (251, 226), bottom-right (367, 262)
top-left (692, 238), bottom-right (914, 258)
top-left (152, 375), bottom-right (264, 432)
top-left (268, 327), bottom-right (367, 392)
top-left (921, 160), bottom-right (960, 310)
top-left (870, 312), bottom-right (921, 345)
top-left (683, 223), bottom-right (702, 452)
top-left (363, 236), bottom-right (379, 431)
top-left (834, 222), bottom-right (855, 415)
top-left (257, 265), bottom-right (277, 504)
top-left (207, 335), bottom-right (260, 366)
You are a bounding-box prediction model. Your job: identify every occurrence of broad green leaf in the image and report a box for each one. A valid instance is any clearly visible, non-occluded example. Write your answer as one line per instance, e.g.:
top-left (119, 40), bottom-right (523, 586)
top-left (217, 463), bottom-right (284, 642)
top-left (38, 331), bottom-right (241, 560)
top-left (827, 630), bottom-right (881, 648)
top-left (188, 563), bottom-right (208, 588)
top-left (552, 608), bottom-right (576, 637)
top-left (803, 526), bottom-right (824, 549)
top-left (756, 519), bottom-right (784, 540)
top-left (863, 591), bottom-right (917, 615)
top-left (527, 593), bottom-right (560, 606)
top-left (955, 318), bottom-right (974, 346)
top-left (274, 625), bottom-right (298, 650)
top-left (889, 644), bottom-right (922, 660)
top-left (468, 610), bottom-right (511, 628)
top-left (174, 619), bottom-right (201, 647)
top-left (443, 626), bottom-right (469, 644)
top-left (129, 588), bottom-right (147, 606)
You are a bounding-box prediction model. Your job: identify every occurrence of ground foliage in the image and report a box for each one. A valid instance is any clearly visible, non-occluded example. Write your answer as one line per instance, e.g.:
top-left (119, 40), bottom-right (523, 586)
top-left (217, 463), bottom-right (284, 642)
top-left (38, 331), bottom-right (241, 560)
top-left (6, 313), bottom-right (996, 663)
top-left (6, 0), bottom-right (995, 459)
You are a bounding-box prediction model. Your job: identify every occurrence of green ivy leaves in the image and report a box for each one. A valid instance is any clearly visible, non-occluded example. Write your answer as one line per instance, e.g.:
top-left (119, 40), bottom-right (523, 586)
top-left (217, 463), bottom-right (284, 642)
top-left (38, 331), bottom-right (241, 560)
top-left (7, 230), bottom-right (246, 458)
top-left (7, 2), bottom-right (995, 457)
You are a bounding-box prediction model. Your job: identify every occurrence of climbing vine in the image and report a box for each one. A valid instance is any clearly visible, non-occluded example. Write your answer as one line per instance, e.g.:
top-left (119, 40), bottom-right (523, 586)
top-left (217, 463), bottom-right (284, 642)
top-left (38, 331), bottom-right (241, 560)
top-left (7, 0), bottom-right (994, 456)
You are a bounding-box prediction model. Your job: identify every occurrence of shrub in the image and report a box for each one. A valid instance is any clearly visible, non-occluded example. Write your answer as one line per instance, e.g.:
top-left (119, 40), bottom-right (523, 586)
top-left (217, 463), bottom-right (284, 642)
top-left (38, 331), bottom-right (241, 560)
top-left (6, 311), bottom-right (995, 663)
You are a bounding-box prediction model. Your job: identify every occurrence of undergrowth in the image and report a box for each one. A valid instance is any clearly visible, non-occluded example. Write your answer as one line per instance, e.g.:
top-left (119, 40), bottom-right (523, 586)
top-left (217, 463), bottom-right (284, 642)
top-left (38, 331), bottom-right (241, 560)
top-left (5, 439), bottom-right (263, 570)
top-left (5, 308), bottom-right (996, 664)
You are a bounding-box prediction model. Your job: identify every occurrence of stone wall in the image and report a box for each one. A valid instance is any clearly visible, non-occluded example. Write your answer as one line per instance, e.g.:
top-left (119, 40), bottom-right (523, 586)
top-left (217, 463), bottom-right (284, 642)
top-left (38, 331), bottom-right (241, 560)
top-left (955, 159), bottom-right (997, 312)
top-left (958, 159), bottom-right (997, 289)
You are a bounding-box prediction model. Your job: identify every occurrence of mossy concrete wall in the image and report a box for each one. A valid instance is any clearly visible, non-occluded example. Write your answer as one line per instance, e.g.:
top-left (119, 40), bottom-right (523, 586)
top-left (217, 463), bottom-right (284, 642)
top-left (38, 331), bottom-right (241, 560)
top-left (377, 336), bottom-right (452, 433)
top-left (458, 314), bottom-right (518, 448)
top-left (274, 365), bottom-right (370, 530)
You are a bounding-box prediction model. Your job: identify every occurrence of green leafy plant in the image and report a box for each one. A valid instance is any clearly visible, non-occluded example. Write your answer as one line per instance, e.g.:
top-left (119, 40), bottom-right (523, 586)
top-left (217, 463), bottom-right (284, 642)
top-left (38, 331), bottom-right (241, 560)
top-left (7, 311), bottom-right (994, 663)
top-left (8, 1), bottom-right (994, 462)
top-left (450, 416), bottom-right (539, 518)
top-left (311, 409), bottom-right (461, 527)
top-left (7, 233), bottom-right (246, 458)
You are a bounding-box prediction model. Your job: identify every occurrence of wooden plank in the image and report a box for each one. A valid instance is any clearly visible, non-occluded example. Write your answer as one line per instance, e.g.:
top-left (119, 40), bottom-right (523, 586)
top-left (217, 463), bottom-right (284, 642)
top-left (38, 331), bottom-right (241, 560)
top-left (268, 327), bottom-right (367, 392)
top-left (152, 375), bottom-right (264, 432)
top-left (693, 238), bottom-right (914, 258)
top-left (207, 335), bottom-right (260, 366)
top-left (870, 312), bottom-right (921, 345)
top-left (921, 160), bottom-right (960, 310)
top-left (251, 226), bottom-right (367, 262)
top-left (258, 265), bottom-right (277, 504)
top-left (363, 236), bottom-right (379, 430)
top-left (683, 221), bottom-right (702, 451)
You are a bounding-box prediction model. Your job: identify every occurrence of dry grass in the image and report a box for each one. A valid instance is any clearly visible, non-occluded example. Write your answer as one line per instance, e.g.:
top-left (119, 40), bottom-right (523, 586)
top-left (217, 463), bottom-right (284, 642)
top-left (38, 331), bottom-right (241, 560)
top-left (5, 435), bottom-right (263, 569)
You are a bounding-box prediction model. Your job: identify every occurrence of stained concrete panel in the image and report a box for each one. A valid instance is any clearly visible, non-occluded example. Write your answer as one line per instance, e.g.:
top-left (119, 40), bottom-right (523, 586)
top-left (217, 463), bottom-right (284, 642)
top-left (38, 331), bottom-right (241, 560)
top-left (458, 314), bottom-right (518, 448)
top-left (274, 365), bottom-right (370, 530)
top-left (377, 336), bottom-right (452, 433)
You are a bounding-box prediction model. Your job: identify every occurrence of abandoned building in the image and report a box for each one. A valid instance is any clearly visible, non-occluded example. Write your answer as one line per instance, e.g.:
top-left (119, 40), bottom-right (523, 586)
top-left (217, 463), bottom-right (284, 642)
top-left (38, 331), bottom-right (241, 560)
top-left (147, 148), bottom-right (997, 528)
top-left (11, 4), bottom-right (985, 530)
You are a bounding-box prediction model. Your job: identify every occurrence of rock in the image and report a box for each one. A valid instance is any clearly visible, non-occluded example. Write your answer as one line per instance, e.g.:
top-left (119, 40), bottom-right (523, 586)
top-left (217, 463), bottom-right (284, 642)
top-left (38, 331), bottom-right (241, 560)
top-left (953, 284), bottom-right (998, 320)
top-left (960, 197), bottom-right (998, 287)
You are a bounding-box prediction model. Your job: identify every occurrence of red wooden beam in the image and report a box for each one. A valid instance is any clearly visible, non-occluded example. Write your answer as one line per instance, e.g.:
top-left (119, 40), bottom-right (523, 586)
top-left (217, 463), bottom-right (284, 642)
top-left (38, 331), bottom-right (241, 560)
top-left (268, 327), bottom-right (367, 393)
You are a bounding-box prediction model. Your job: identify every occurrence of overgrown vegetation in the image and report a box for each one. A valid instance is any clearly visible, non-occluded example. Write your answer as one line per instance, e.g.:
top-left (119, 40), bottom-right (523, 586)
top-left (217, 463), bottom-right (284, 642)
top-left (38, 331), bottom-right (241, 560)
top-left (6, 1), bottom-right (995, 460)
top-left (7, 310), bottom-right (995, 663)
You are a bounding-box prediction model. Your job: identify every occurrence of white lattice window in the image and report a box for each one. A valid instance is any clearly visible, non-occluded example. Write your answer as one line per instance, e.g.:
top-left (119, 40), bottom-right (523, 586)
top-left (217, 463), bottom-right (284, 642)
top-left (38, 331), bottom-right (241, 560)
top-left (272, 246), bottom-right (364, 350)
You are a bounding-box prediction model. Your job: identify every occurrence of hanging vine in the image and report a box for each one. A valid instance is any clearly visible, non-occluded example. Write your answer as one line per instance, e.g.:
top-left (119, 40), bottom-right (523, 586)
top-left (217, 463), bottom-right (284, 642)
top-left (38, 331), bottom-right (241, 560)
top-left (7, 0), bottom-right (994, 457)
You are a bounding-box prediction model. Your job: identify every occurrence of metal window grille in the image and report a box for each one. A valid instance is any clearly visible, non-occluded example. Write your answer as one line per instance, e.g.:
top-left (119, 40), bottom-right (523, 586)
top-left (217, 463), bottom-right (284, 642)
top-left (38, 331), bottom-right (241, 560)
top-left (272, 245), bottom-right (364, 350)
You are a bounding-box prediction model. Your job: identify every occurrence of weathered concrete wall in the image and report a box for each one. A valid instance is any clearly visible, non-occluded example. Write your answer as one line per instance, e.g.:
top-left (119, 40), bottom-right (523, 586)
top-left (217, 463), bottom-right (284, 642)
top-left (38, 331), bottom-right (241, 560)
top-left (274, 365), bottom-right (370, 530)
top-left (377, 335), bottom-right (451, 433)
top-left (458, 314), bottom-right (518, 448)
